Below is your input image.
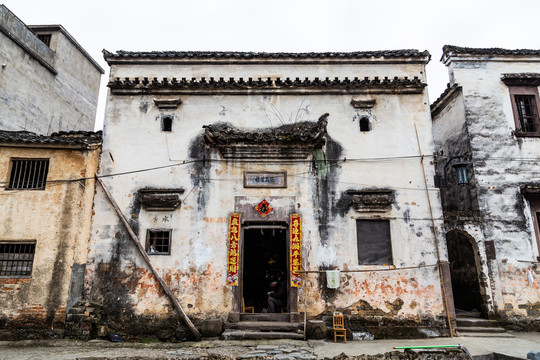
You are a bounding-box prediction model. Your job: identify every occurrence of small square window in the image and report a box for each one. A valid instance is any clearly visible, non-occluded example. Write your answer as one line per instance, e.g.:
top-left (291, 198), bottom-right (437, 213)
top-left (162, 116), bottom-right (173, 132)
top-left (0, 242), bottom-right (36, 277)
top-left (36, 34), bottom-right (52, 47)
top-left (8, 159), bottom-right (49, 190)
top-left (356, 220), bottom-right (392, 265)
top-left (146, 230), bottom-right (171, 255)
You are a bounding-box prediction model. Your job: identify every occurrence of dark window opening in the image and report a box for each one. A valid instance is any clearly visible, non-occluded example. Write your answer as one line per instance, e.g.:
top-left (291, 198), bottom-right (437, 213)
top-left (37, 34), bottom-right (51, 47)
top-left (515, 95), bottom-right (538, 132)
top-left (359, 117), bottom-right (370, 132)
top-left (243, 226), bottom-right (287, 313)
top-left (0, 242), bottom-right (36, 277)
top-left (146, 230), bottom-right (171, 255)
top-left (356, 220), bottom-right (392, 265)
top-left (8, 159), bottom-right (49, 190)
top-left (162, 116), bottom-right (173, 132)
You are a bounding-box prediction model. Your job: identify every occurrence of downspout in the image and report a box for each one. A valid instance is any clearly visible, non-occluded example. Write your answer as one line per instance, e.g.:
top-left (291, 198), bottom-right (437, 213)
top-left (97, 178), bottom-right (202, 341)
top-left (414, 124), bottom-right (454, 337)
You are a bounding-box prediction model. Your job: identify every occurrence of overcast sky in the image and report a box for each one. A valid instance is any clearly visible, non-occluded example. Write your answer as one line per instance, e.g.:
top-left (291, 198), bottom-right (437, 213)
top-left (3, 0), bottom-right (540, 130)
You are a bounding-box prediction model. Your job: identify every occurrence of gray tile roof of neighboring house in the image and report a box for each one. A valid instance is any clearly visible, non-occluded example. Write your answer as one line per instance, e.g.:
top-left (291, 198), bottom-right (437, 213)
top-left (0, 130), bottom-right (102, 148)
top-left (103, 49), bottom-right (430, 63)
top-left (442, 45), bottom-right (540, 57)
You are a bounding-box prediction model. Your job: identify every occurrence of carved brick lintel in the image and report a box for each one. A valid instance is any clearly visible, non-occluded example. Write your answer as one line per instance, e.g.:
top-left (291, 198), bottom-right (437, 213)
top-left (350, 99), bottom-right (376, 109)
top-left (138, 188), bottom-right (185, 211)
top-left (346, 189), bottom-right (395, 212)
top-left (153, 97), bottom-right (182, 110)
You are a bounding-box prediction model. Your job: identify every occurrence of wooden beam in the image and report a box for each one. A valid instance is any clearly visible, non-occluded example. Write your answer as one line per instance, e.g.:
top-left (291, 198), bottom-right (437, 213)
top-left (97, 178), bottom-right (202, 340)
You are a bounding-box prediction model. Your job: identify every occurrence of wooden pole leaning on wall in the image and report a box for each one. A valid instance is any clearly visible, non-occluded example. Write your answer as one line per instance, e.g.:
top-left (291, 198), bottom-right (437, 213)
top-left (97, 178), bottom-right (202, 341)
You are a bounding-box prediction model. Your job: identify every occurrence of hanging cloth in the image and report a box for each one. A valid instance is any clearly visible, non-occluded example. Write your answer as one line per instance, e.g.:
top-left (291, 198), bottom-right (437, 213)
top-left (326, 270), bottom-right (341, 289)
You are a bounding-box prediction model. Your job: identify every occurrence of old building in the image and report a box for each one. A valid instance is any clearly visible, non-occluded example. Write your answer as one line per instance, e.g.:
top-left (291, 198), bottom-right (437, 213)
top-left (0, 130), bottom-right (102, 339)
top-left (0, 5), bottom-right (104, 134)
top-left (82, 49), bottom-right (457, 340)
top-left (431, 46), bottom-right (540, 331)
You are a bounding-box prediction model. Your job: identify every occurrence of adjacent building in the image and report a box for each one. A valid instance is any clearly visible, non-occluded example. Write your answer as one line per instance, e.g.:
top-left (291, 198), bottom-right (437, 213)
top-left (0, 130), bottom-right (102, 339)
top-left (0, 5), bottom-right (104, 134)
top-left (83, 49), bottom-right (454, 339)
top-left (431, 46), bottom-right (540, 330)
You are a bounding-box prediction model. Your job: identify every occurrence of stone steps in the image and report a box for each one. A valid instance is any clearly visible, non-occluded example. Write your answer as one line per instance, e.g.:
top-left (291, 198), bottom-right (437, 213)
top-left (225, 313), bottom-right (304, 340)
top-left (240, 313), bottom-right (290, 322)
top-left (458, 331), bottom-right (515, 338)
top-left (221, 329), bottom-right (304, 340)
top-left (456, 316), bottom-right (513, 338)
top-left (225, 321), bottom-right (303, 332)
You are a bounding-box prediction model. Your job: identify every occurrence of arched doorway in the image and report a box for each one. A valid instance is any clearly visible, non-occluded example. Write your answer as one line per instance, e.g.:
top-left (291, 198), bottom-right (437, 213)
top-left (446, 230), bottom-right (485, 317)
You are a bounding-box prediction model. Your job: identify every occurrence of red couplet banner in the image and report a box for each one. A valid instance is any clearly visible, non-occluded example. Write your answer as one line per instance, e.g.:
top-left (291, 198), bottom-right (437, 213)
top-left (290, 214), bottom-right (302, 287)
top-left (227, 213), bottom-right (241, 286)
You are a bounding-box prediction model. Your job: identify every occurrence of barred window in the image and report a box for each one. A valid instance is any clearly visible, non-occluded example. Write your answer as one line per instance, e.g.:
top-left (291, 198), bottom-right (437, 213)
top-left (0, 242), bottom-right (36, 277)
top-left (515, 95), bottom-right (539, 133)
top-left (36, 34), bottom-right (51, 47)
top-left (146, 230), bottom-right (171, 255)
top-left (8, 159), bottom-right (49, 190)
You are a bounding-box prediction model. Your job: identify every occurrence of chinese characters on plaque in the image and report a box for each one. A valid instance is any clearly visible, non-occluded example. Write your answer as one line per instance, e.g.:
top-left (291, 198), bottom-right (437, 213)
top-left (244, 172), bottom-right (286, 188)
top-left (290, 214), bottom-right (302, 287)
top-left (227, 213), bottom-right (241, 286)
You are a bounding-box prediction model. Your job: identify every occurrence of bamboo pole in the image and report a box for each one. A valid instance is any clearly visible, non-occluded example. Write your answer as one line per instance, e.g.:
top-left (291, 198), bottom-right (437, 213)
top-left (414, 123), bottom-right (454, 337)
top-left (97, 178), bottom-right (202, 340)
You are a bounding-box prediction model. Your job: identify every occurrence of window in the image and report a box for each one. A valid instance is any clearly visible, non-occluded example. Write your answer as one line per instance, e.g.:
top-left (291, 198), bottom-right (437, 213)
top-left (527, 198), bottom-right (540, 260)
top-left (356, 220), bottom-right (392, 265)
top-left (146, 229), bottom-right (171, 255)
top-left (359, 117), bottom-right (371, 132)
top-left (514, 95), bottom-right (538, 132)
top-left (162, 116), bottom-right (173, 132)
top-left (503, 74), bottom-right (540, 135)
top-left (8, 159), bottom-right (49, 190)
top-left (0, 242), bottom-right (36, 277)
top-left (36, 34), bottom-right (52, 47)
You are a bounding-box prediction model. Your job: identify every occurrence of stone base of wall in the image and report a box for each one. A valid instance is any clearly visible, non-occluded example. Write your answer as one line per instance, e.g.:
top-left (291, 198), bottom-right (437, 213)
top-left (64, 301), bottom-right (193, 341)
top-left (320, 313), bottom-right (450, 340)
top-left (0, 302), bottom-right (66, 340)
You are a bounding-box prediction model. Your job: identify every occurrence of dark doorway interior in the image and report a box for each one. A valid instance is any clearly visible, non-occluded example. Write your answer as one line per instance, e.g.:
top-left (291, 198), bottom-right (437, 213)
top-left (243, 226), bottom-right (287, 313)
top-left (446, 231), bottom-right (484, 316)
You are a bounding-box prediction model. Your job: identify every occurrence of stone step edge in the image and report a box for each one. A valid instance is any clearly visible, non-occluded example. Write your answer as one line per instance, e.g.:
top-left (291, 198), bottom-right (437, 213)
top-left (455, 326), bottom-right (507, 333)
top-left (222, 330), bottom-right (305, 340)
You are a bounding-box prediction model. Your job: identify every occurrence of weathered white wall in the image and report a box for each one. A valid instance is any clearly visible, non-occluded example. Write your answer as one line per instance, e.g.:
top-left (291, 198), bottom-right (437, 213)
top-left (435, 56), bottom-right (540, 322)
top-left (86, 57), bottom-right (448, 335)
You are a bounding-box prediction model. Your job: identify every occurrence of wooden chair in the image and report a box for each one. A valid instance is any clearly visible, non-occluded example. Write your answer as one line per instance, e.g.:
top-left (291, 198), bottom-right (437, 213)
top-left (242, 298), bottom-right (254, 313)
top-left (333, 312), bottom-right (347, 343)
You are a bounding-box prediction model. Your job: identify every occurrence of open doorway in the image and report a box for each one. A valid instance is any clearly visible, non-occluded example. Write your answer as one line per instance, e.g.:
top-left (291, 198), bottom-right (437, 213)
top-left (242, 224), bottom-right (288, 313)
top-left (446, 230), bottom-right (485, 317)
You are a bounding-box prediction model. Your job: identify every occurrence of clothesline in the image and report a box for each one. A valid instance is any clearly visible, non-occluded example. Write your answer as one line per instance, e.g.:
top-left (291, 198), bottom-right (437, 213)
top-left (299, 262), bottom-right (449, 274)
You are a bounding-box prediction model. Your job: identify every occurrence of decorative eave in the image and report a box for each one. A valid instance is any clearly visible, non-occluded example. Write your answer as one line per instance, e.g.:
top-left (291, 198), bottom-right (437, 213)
top-left (501, 73), bottom-right (540, 87)
top-left (430, 83), bottom-right (462, 119)
top-left (137, 188), bottom-right (185, 211)
top-left (107, 76), bottom-right (426, 96)
top-left (0, 130), bottom-right (102, 150)
top-left (103, 49), bottom-right (431, 65)
top-left (350, 99), bottom-right (376, 109)
top-left (346, 189), bottom-right (395, 212)
top-left (203, 114), bottom-right (328, 160)
top-left (153, 97), bottom-right (182, 110)
top-left (441, 45), bottom-right (540, 65)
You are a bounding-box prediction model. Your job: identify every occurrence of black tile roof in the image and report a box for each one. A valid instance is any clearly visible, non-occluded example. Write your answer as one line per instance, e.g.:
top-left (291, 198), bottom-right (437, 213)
top-left (443, 45), bottom-right (540, 57)
top-left (103, 49), bottom-right (430, 62)
top-left (0, 130), bottom-right (102, 148)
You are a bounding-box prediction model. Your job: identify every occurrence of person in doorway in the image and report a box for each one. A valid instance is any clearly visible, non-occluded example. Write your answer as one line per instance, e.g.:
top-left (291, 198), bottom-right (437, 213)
top-left (267, 272), bottom-right (287, 313)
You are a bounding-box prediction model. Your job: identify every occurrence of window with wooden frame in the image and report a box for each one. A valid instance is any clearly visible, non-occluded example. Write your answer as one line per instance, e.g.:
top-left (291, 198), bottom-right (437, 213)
top-left (161, 115), bottom-right (173, 132)
top-left (7, 158), bottom-right (49, 190)
top-left (0, 242), bottom-right (36, 277)
top-left (356, 219), bottom-right (393, 265)
top-left (146, 229), bottom-right (171, 255)
top-left (502, 75), bottom-right (540, 136)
